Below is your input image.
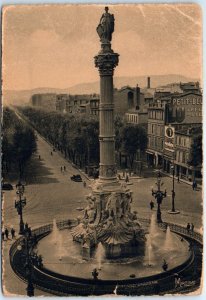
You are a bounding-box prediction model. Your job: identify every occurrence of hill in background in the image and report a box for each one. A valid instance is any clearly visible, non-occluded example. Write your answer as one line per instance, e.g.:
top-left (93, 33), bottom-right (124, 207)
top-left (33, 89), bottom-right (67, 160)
top-left (3, 74), bottom-right (199, 106)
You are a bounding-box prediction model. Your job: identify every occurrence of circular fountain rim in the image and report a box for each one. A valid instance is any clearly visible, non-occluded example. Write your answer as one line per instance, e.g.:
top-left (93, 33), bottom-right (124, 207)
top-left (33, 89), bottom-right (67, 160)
top-left (9, 218), bottom-right (202, 295)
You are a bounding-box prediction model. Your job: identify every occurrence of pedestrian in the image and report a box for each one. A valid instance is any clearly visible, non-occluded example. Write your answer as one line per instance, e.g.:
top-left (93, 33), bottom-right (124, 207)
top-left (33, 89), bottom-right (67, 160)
top-left (162, 259), bottom-right (168, 271)
top-left (64, 166), bottom-right (66, 171)
top-left (2, 231), bottom-right (5, 241)
top-left (123, 171), bottom-right (125, 178)
top-left (11, 228), bottom-right (15, 239)
top-left (150, 200), bottom-right (154, 210)
top-left (186, 223), bottom-right (190, 233)
top-left (118, 174), bottom-right (121, 180)
top-left (125, 175), bottom-right (129, 183)
top-left (191, 223), bottom-right (194, 232)
top-left (92, 268), bottom-right (99, 280)
top-left (192, 181), bottom-right (196, 191)
top-left (38, 155), bottom-right (41, 160)
top-left (83, 181), bottom-right (86, 188)
top-left (5, 228), bottom-right (9, 240)
top-left (51, 151), bottom-right (53, 156)
top-left (177, 175), bottom-right (180, 183)
top-left (61, 166), bottom-right (62, 172)
top-left (175, 274), bottom-right (181, 288)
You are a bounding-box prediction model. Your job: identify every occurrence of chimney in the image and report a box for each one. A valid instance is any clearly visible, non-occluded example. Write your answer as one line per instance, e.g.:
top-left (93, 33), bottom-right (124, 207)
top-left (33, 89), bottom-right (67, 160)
top-left (147, 77), bottom-right (151, 89)
top-left (136, 84), bottom-right (140, 109)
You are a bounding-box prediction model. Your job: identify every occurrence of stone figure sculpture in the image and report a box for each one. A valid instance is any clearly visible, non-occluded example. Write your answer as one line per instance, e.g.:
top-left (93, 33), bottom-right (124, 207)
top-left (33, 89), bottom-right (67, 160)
top-left (97, 7), bottom-right (114, 42)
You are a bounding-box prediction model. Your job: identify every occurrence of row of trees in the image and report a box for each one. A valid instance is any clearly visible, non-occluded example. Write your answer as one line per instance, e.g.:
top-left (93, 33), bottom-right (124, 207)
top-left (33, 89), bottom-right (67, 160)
top-left (19, 107), bottom-right (148, 170)
top-left (187, 127), bottom-right (202, 168)
top-left (2, 107), bottom-right (37, 180)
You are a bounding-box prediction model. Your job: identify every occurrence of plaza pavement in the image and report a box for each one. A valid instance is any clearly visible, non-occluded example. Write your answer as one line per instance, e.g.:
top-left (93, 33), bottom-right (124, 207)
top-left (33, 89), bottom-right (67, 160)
top-left (2, 133), bottom-right (203, 296)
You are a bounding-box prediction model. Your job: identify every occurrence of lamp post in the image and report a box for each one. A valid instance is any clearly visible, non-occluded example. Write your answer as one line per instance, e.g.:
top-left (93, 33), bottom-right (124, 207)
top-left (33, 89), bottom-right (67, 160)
top-left (168, 165), bottom-right (180, 214)
top-left (17, 224), bottom-right (37, 296)
top-left (15, 182), bottom-right (26, 234)
top-left (152, 172), bottom-right (167, 223)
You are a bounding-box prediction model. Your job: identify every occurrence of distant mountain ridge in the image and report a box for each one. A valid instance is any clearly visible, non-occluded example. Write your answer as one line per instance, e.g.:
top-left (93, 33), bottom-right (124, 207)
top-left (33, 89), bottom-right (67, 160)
top-left (3, 74), bottom-right (199, 106)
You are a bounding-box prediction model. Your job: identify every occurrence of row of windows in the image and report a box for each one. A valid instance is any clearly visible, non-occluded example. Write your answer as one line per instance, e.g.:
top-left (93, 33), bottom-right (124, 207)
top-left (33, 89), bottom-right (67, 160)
top-left (126, 114), bottom-right (139, 124)
top-left (90, 101), bottom-right (99, 108)
top-left (148, 136), bottom-right (164, 150)
top-left (148, 123), bottom-right (164, 136)
top-left (176, 150), bottom-right (189, 164)
top-left (91, 110), bottom-right (99, 116)
top-left (175, 135), bottom-right (190, 148)
top-left (148, 110), bottom-right (164, 120)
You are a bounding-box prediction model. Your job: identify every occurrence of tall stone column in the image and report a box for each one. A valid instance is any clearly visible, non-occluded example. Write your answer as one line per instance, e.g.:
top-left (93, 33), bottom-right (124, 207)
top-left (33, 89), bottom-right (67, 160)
top-left (71, 7), bottom-right (145, 259)
top-left (95, 47), bottom-right (119, 183)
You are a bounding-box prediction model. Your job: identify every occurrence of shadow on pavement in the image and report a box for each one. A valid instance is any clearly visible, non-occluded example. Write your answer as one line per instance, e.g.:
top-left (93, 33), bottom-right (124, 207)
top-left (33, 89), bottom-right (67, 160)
top-left (24, 153), bottom-right (59, 185)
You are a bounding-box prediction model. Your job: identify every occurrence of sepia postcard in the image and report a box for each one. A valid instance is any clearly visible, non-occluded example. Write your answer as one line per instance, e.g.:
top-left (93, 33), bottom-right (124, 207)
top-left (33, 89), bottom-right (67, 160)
top-left (1, 3), bottom-right (203, 297)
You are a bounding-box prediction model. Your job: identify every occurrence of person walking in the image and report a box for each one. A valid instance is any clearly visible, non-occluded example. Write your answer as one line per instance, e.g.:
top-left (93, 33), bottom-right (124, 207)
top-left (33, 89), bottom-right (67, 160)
top-left (162, 259), bottom-right (168, 271)
top-left (186, 223), bottom-right (190, 233)
top-left (5, 228), bottom-right (9, 240)
top-left (11, 228), bottom-right (15, 239)
top-left (191, 223), bottom-right (194, 232)
top-left (64, 166), bottom-right (66, 171)
top-left (2, 231), bottom-right (5, 241)
top-left (175, 274), bottom-right (181, 288)
top-left (51, 151), bottom-right (53, 156)
top-left (192, 181), bottom-right (196, 191)
top-left (83, 181), bottom-right (86, 188)
top-left (61, 166), bottom-right (63, 172)
top-left (92, 268), bottom-right (99, 280)
top-left (177, 175), bottom-right (180, 183)
top-left (38, 155), bottom-right (41, 160)
top-left (125, 175), bottom-right (129, 183)
top-left (150, 200), bottom-right (154, 210)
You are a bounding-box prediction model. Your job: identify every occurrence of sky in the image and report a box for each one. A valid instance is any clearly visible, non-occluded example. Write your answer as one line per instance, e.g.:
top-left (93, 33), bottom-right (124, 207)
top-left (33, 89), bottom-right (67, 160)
top-left (2, 3), bottom-right (202, 90)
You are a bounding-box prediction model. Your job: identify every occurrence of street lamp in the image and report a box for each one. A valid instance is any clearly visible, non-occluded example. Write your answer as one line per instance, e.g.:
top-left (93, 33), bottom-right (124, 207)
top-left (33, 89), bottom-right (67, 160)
top-left (24, 225), bottom-right (34, 297)
top-left (168, 165), bottom-right (180, 214)
top-left (14, 182), bottom-right (26, 234)
top-left (152, 172), bottom-right (167, 223)
top-left (17, 224), bottom-right (39, 297)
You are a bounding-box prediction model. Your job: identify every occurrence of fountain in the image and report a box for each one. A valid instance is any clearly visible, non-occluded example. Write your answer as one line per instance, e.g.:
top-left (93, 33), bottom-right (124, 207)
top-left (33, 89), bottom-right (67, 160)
top-left (144, 234), bottom-right (155, 267)
top-left (163, 225), bottom-right (178, 251)
top-left (51, 219), bottom-right (58, 245)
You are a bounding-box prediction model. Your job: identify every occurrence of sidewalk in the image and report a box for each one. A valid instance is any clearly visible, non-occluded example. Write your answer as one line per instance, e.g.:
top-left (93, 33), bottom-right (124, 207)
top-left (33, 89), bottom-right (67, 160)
top-left (159, 170), bottom-right (202, 189)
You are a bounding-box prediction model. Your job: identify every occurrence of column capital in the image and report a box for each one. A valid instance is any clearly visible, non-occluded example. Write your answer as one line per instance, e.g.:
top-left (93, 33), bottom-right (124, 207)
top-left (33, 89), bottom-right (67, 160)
top-left (94, 52), bottom-right (119, 76)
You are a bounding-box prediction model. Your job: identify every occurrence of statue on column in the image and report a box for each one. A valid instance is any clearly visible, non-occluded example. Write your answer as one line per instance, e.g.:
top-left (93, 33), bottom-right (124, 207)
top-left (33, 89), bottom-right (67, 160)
top-left (97, 7), bottom-right (114, 42)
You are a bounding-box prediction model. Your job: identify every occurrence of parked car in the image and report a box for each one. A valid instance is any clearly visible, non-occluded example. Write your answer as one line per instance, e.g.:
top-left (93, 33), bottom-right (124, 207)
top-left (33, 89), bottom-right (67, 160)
top-left (70, 175), bottom-right (82, 182)
top-left (2, 183), bottom-right (13, 190)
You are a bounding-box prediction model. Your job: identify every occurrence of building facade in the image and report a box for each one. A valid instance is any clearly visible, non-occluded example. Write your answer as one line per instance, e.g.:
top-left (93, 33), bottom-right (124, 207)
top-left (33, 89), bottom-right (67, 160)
top-left (146, 91), bottom-right (202, 182)
top-left (31, 93), bottom-right (57, 111)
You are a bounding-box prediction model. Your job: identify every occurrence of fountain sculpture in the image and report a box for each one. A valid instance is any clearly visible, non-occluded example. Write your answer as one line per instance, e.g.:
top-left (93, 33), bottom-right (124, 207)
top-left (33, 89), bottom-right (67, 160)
top-left (71, 7), bottom-right (145, 258)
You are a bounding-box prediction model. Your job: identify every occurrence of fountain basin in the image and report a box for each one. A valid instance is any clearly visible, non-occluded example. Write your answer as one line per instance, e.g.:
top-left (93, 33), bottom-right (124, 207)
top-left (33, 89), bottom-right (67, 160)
top-left (37, 228), bottom-right (191, 281)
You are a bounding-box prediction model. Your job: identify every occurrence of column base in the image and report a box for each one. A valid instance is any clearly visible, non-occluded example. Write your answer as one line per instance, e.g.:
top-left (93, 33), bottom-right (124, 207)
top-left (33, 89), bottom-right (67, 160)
top-left (167, 210), bottom-right (180, 214)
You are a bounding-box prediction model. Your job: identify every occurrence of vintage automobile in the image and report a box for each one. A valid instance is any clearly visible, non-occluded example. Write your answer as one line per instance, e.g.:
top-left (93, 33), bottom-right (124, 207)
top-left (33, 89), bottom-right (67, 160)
top-left (70, 174), bottom-right (82, 182)
top-left (2, 182), bottom-right (13, 190)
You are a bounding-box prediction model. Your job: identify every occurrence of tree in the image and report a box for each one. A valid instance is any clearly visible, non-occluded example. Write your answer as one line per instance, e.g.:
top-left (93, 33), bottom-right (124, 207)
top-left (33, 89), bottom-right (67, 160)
top-left (2, 107), bottom-right (37, 180)
top-left (187, 134), bottom-right (202, 167)
top-left (13, 124), bottom-right (37, 178)
top-left (121, 124), bottom-right (147, 169)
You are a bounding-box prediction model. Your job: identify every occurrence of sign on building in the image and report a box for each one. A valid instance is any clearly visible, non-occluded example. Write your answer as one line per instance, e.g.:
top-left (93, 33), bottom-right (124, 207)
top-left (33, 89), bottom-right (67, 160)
top-left (164, 125), bottom-right (175, 152)
top-left (166, 93), bottom-right (202, 124)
